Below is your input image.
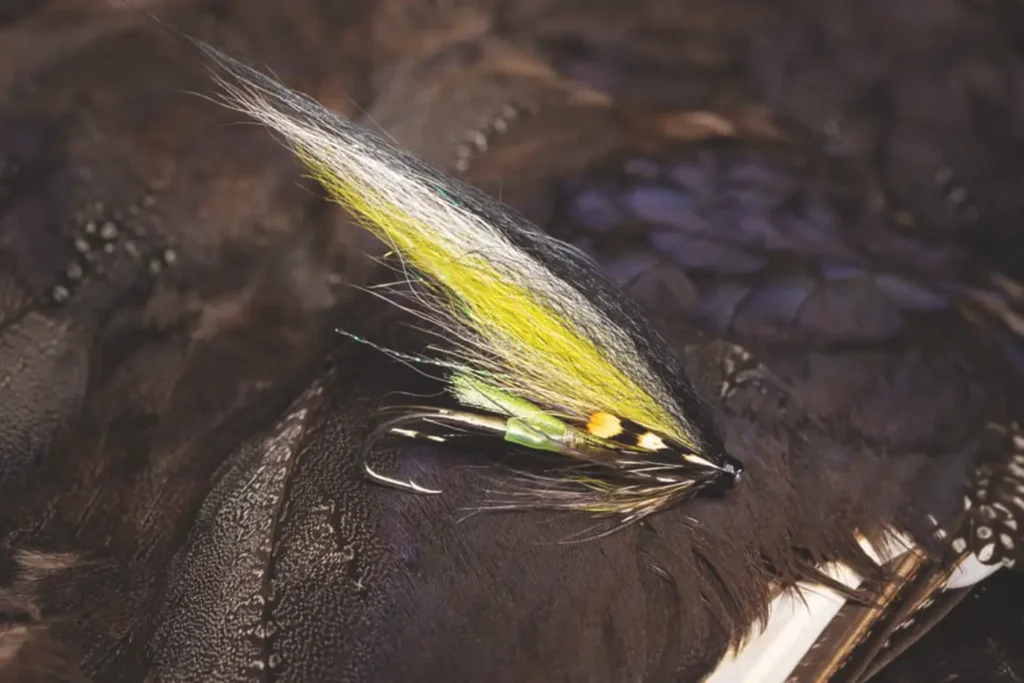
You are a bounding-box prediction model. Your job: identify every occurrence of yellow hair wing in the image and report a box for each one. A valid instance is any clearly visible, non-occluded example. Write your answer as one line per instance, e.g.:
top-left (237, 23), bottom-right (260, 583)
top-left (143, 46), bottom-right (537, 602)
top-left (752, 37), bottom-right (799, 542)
top-left (304, 157), bottom-right (692, 446)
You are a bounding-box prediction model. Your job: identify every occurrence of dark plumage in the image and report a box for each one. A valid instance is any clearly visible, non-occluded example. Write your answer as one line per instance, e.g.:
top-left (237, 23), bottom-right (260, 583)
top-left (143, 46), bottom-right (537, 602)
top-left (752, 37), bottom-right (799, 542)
top-left (1, 2), bottom-right (1024, 682)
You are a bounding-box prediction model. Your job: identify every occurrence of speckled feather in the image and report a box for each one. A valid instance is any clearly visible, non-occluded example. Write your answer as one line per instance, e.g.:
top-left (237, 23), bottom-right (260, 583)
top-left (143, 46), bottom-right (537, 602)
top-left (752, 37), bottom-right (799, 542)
top-left (3, 3), bottom-right (1024, 683)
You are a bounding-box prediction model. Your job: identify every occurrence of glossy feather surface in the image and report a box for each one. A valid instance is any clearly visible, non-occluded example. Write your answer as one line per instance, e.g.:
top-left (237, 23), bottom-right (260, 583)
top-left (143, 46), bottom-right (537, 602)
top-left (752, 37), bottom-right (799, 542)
top-left (0, 2), bottom-right (1024, 682)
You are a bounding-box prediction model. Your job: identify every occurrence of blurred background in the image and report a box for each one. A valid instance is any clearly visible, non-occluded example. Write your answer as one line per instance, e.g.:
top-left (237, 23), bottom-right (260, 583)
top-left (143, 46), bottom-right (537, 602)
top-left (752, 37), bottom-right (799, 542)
top-left (2, 1), bottom-right (1024, 681)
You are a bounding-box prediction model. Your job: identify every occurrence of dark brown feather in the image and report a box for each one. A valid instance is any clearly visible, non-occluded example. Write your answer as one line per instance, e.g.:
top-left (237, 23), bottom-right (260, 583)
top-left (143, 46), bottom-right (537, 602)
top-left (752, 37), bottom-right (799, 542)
top-left (2, 2), bottom-right (1024, 682)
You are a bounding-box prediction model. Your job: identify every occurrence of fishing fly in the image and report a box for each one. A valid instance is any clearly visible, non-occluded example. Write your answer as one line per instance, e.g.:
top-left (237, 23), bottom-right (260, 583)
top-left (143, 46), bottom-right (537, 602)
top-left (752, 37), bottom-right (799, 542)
top-left (196, 42), bottom-right (743, 521)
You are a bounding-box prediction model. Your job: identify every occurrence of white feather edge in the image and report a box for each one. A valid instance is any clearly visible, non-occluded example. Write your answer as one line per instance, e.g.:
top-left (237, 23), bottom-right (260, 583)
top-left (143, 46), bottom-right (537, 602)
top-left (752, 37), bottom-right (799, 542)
top-left (703, 530), bottom-right (1000, 683)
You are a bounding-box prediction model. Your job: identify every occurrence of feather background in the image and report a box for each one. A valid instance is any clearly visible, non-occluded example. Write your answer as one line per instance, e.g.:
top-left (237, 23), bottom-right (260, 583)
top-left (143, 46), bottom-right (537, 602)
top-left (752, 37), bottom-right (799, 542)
top-left (0, 2), bottom-right (1023, 682)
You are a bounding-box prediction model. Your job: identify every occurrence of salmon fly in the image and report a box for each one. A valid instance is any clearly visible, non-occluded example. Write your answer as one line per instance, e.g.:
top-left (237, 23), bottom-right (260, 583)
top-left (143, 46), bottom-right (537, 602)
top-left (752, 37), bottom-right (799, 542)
top-left (195, 42), bottom-right (743, 521)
